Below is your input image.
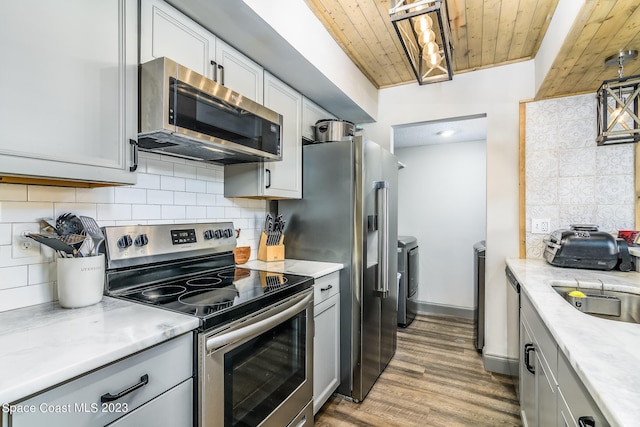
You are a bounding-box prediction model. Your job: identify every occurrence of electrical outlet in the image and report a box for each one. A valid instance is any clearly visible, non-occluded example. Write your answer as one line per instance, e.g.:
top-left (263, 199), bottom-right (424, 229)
top-left (531, 218), bottom-right (551, 234)
top-left (12, 223), bottom-right (41, 258)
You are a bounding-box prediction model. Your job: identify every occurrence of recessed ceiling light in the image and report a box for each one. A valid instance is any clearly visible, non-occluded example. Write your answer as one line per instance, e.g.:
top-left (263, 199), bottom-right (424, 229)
top-left (437, 130), bottom-right (455, 137)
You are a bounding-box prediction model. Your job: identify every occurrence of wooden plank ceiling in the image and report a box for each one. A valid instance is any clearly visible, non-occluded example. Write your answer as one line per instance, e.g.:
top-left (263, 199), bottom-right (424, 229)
top-left (304, 0), bottom-right (640, 99)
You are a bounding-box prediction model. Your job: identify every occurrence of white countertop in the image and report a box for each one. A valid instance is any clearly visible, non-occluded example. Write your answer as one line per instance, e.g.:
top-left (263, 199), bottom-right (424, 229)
top-left (0, 297), bottom-right (199, 405)
top-left (241, 259), bottom-right (344, 278)
top-left (506, 258), bottom-right (640, 427)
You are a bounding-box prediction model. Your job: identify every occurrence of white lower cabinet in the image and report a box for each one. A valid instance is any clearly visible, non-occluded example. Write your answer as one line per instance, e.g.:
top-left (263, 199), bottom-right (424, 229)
top-left (7, 333), bottom-right (193, 427)
top-left (312, 272), bottom-right (340, 415)
top-left (557, 352), bottom-right (608, 427)
top-left (519, 291), bottom-right (608, 427)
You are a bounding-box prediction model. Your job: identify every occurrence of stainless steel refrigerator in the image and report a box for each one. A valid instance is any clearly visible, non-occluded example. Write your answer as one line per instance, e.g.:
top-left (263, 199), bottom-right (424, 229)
top-left (279, 134), bottom-right (398, 402)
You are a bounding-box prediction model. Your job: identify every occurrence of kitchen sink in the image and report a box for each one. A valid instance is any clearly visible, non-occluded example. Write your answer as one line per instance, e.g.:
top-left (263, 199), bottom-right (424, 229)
top-left (552, 281), bottom-right (640, 324)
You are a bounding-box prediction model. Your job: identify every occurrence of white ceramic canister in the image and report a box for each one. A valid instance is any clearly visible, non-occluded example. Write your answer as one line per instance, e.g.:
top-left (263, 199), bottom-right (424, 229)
top-left (56, 254), bottom-right (105, 308)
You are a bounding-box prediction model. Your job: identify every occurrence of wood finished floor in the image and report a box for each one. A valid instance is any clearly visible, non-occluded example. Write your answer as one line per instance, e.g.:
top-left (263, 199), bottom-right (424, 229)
top-left (314, 315), bottom-right (522, 427)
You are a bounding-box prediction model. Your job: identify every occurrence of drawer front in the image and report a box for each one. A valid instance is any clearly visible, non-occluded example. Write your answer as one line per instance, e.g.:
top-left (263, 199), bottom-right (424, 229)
top-left (558, 352), bottom-right (609, 427)
top-left (108, 378), bottom-right (192, 427)
top-left (314, 272), bottom-right (339, 305)
top-left (11, 333), bottom-right (193, 427)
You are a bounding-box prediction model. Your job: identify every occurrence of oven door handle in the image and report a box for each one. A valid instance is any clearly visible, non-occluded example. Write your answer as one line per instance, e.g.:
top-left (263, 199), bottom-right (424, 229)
top-left (206, 291), bottom-right (312, 352)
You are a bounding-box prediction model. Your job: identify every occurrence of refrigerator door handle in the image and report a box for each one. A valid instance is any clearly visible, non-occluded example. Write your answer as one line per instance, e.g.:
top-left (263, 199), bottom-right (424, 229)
top-left (376, 181), bottom-right (390, 298)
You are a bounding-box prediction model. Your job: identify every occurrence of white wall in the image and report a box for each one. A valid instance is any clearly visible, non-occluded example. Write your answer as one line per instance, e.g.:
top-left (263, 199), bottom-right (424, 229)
top-left (396, 140), bottom-right (486, 309)
top-left (361, 60), bottom-right (536, 362)
top-left (0, 153), bottom-right (266, 312)
top-left (241, 0), bottom-right (379, 121)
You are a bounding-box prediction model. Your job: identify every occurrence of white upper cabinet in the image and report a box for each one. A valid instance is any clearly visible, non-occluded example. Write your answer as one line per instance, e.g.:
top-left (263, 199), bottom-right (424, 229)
top-left (140, 0), bottom-right (263, 102)
top-left (224, 73), bottom-right (302, 199)
top-left (0, 0), bottom-right (137, 185)
top-left (302, 97), bottom-right (336, 142)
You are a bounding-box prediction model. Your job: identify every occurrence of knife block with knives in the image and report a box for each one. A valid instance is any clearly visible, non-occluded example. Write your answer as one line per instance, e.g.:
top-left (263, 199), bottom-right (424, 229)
top-left (258, 213), bottom-right (286, 262)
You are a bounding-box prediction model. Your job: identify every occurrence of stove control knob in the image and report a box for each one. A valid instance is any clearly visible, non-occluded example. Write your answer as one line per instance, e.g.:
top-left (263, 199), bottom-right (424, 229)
top-left (134, 234), bottom-right (149, 247)
top-left (214, 229), bottom-right (223, 239)
top-left (203, 230), bottom-right (215, 240)
top-left (223, 228), bottom-right (233, 238)
top-left (117, 235), bottom-right (133, 249)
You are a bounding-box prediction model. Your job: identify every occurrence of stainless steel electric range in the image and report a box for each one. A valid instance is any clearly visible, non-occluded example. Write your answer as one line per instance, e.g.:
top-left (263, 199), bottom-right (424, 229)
top-left (102, 222), bottom-right (314, 427)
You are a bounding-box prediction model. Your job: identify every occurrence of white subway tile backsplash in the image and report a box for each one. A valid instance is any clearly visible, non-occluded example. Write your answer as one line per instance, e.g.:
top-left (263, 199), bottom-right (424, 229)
top-left (0, 154), bottom-right (267, 312)
top-left (28, 262), bottom-right (55, 285)
top-left (196, 167), bottom-right (216, 181)
top-left (132, 204), bottom-right (161, 220)
top-left (161, 205), bottom-right (186, 220)
top-left (135, 173), bottom-right (161, 190)
top-left (197, 193), bottom-right (216, 206)
top-left (0, 282), bottom-right (55, 312)
top-left (186, 179), bottom-right (207, 193)
top-left (76, 187), bottom-right (115, 204)
top-left (207, 206), bottom-right (225, 218)
top-left (146, 158), bottom-right (175, 176)
top-left (96, 204), bottom-right (132, 221)
top-left (0, 202), bottom-right (53, 223)
top-left (0, 265), bottom-right (28, 289)
top-left (54, 203), bottom-right (97, 220)
top-left (28, 186), bottom-right (76, 203)
top-left (186, 206), bottom-right (207, 219)
top-left (175, 192), bottom-right (197, 206)
top-left (0, 184), bottom-right (27, 201)
top-left (147, 190), bottom-right (174, 205)
top-left (0, 224), bottom-right (11, 245)
top-left (161, 176), bottom-right (186, 192)
top-left (115, 187), bottom-right (147, 204)
top-left (174, 163), bottom-right (198, 179)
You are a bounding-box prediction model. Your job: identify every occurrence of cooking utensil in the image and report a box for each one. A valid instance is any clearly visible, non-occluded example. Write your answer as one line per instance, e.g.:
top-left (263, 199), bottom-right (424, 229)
top-left (79, 216), bottom-right (105, 255)
top-left (26, 233), bottom-right (77, 255)
top-left (56, 213), bottom-right (85, 235)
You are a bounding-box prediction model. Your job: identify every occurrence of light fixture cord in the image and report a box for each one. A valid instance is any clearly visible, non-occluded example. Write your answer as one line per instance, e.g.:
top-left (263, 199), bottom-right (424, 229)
top-left (618, 55), bottom-right (625, 78)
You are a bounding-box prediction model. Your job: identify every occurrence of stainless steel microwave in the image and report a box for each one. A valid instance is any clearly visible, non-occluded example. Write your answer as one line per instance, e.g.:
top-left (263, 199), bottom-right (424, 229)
top-left (138, 57), bottom-right (282, 164)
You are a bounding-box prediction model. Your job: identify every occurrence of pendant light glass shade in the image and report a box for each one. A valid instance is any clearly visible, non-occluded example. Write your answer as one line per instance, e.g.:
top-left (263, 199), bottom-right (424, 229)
top-left (389, 0), bottom-right (454, 85)
top-left (596, 51), bottom-right (640, 145)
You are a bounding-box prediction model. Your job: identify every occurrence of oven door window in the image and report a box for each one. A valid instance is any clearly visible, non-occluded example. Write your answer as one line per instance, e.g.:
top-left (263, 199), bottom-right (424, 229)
top-left (169, 78), bottom-right (280, 156)
top-left (224, 311), bottom-right (306, 427)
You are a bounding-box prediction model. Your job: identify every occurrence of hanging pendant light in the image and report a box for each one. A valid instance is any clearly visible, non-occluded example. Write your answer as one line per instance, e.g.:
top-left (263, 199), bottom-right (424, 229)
top-left (389, 0), bottom-right (454, 85)
top-left (596, 50), bottom-right (640, 145)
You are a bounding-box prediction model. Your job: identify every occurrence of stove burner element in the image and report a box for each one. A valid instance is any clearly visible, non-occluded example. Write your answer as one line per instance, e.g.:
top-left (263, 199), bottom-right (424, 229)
top-left (141, 285), bottom-right (186, 303)
top-left (186, 277), bottom-right (223, 287)
top-left (179, 287), bottom-right (239, 307)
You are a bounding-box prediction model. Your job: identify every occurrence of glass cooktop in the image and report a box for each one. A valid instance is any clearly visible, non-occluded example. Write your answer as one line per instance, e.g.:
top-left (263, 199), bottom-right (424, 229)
top-left (114, 267), bottom-right (313, 331)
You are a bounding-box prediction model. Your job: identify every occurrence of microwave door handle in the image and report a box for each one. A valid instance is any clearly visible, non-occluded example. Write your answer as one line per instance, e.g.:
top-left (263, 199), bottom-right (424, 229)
top-left (376, 181), bottom-right (390, 298)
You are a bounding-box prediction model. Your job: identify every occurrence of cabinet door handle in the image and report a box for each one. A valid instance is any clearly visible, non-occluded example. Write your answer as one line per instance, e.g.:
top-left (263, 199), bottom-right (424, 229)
top-left (210, 60), bottom-right (218, 82)
top-left (100, 374), bottom-right (149, 403)
top-left (524, 343), bottom-right (535, 374)
top-left (320, 285), bottom-right (333, 292)
top-left (578, 416), bottom-right (595, 427)
top-left (129, 139), bottom-right (138, 172)
top-left (265, 168), bottom-right (271, 188)
top-left (218, 64), bottom-right (225, 86)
